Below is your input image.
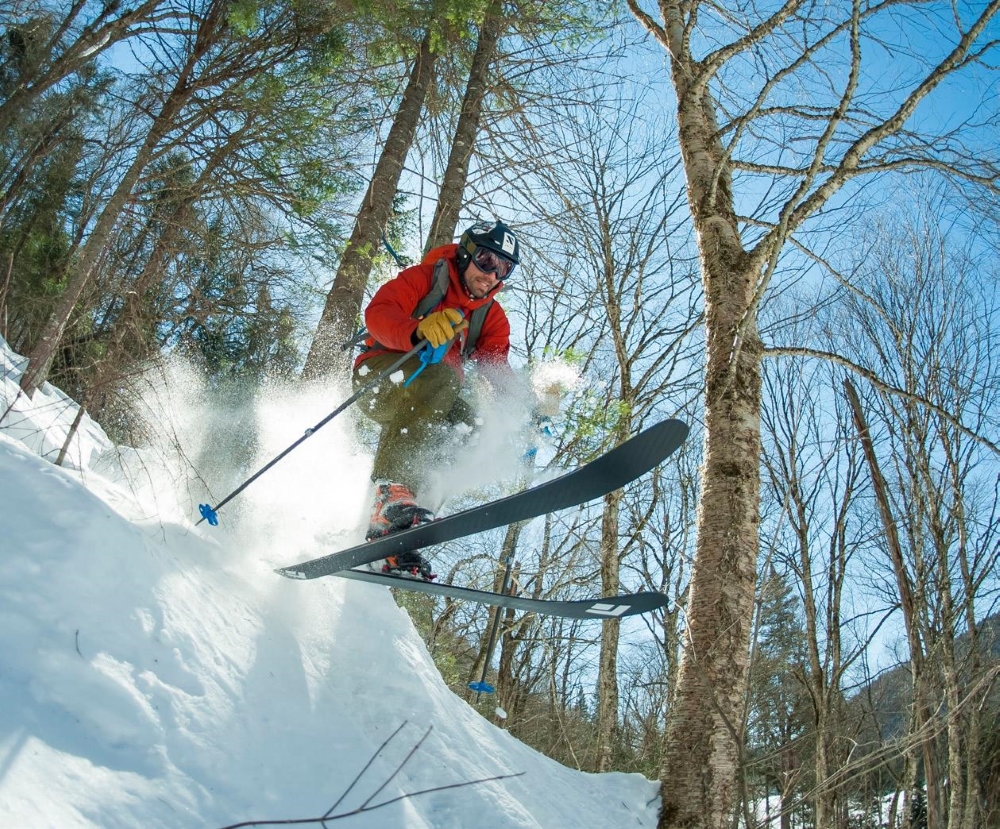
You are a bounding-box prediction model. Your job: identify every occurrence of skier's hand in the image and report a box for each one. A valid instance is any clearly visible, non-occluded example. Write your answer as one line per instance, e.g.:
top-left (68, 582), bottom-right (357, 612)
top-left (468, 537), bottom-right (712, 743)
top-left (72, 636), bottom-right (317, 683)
top-left (416, 308), bottom-right (468, 348)
top-left (534, 382), bottom-right (562, 418)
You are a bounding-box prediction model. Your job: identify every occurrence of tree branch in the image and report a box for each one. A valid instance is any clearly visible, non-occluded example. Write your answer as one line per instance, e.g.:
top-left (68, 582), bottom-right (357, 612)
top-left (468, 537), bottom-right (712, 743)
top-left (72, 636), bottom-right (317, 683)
top-left (763, 344), bottom-right (1000, 455)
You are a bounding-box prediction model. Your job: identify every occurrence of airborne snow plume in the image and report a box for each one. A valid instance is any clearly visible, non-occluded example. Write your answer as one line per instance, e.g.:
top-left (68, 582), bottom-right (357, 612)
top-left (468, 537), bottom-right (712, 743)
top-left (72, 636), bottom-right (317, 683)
top-left (419, 356), bottom-right (582, 512)
top-left (0, 337), bottom-right (659, 829)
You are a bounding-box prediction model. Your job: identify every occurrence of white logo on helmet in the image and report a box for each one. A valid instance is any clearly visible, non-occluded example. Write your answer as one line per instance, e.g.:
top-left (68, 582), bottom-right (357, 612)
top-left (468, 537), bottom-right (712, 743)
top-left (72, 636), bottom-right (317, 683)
top-left (500, 232), bottom-right (517, 256)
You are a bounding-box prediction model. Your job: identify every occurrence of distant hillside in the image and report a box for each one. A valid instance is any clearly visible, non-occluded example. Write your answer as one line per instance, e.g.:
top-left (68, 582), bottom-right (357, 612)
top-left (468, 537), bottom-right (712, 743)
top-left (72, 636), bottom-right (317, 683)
top-left (850, 613), bottom-right (1000, 741)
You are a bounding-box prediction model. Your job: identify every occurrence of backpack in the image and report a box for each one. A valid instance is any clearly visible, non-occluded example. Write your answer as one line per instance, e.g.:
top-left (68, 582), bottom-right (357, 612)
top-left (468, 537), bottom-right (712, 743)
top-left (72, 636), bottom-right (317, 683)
top-left (357, 259), bottom-right (495, 359)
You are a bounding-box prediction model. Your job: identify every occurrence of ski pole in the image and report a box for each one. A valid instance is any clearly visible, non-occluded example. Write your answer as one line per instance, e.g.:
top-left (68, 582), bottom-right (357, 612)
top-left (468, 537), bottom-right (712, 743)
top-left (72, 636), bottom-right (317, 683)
top-left (197, 340), bottom-right (427, 527)
top-left (403, 340), bottom-right (449, 387)
top-left (469, 544), bottom-right (518, 699)
top-left (381, 231), bottom-right (410, 268)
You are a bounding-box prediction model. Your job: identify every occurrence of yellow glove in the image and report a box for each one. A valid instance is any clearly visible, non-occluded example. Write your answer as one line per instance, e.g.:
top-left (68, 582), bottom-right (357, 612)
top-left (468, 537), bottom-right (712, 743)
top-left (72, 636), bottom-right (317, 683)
top-left (415, 308), bottom-right (468, 348)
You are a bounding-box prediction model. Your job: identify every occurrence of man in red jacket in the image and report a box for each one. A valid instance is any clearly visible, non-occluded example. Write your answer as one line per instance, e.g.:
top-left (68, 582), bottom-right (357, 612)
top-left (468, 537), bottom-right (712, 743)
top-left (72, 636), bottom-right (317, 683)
top-left (353, 220), bottom-right (520, 578)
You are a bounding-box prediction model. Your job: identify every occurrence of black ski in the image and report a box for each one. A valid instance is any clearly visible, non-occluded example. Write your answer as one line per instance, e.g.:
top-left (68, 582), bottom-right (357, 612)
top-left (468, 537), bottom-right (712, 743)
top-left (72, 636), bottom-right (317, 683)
top-left (334, 567), bottom-right (668, 619)
top-left (275, 418), bottom-right (688, 581)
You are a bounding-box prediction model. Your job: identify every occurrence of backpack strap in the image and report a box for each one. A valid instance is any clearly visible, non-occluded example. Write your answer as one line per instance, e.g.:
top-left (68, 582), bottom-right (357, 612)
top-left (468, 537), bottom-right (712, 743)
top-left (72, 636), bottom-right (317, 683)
top-left (412, 259), bottom-right (450, 319)
top-left (414, 258), bottom-right (494, 359)
top-left (462, 301), bottom-right (493, 358)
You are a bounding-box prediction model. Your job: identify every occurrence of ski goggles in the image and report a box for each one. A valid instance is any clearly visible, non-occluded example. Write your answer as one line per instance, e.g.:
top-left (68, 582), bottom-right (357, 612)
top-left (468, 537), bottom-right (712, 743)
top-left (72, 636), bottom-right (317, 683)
top-left (472, 246), bottom-right (516, 280)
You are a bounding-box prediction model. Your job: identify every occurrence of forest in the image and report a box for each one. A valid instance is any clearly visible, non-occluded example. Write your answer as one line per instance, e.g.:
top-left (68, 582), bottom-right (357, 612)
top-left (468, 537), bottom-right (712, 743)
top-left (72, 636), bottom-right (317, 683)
top-left (1, 0), bottom-right (999, 827)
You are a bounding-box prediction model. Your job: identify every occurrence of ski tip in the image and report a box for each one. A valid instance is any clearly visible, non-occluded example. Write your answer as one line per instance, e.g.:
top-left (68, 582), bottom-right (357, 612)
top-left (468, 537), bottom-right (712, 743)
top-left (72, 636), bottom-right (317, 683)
top-left (275, 567), bottom-right (307, 580)
top-left (655, 417), bottom-right (689, 442)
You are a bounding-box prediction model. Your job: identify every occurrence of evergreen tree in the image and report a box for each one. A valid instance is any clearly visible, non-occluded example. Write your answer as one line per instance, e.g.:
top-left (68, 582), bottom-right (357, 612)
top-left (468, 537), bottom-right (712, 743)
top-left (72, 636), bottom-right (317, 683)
top-left (746, 568), bottom-right (811, 825)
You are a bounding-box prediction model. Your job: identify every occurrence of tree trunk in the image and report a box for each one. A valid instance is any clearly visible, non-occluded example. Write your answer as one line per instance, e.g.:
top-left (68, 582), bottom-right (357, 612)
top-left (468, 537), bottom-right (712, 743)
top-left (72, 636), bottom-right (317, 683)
top-left (790, 456), bottom-right (845, 828)
top-left (658, 46), bottom-right (761, 829)
top-left (659, 300), bottom-right (761, 829)
top-left (302, 32), bottom-right (438, 380)
top-left (425, 0), bottom-right (506, 250)
top-left (466, 521), bottom-right (522, 695)
top-left (18, 0), bottom-right (225, 397)
top-left (54, 401), bottom-right (86, 466)
top-left (595, 488), bottom-right (622, 771)
top-left (958, 621), bottom-right (983, 829)
top-left (495, 578), bottom-right (520, 727)
top-left (844, 379), bottom-right (940, 828)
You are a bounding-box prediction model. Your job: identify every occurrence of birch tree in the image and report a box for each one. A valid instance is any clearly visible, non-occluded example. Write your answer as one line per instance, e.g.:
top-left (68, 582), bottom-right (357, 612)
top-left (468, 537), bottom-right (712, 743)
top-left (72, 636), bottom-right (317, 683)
top-left (624, 0), bottom-right (1000, 825)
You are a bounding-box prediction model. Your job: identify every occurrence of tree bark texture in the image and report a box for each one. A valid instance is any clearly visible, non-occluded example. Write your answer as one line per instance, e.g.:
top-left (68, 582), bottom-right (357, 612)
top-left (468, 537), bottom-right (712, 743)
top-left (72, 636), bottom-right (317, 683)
top-left (658, 32), bottom-right (761, 829)
top-left (595, 488), bottom-right (622, 772)
top-left (659, 294), bottom-right (761, 829)
top-left (302, 33), bottom-right (438, 381)
top-left (425, 0), bottom-right (506, 250)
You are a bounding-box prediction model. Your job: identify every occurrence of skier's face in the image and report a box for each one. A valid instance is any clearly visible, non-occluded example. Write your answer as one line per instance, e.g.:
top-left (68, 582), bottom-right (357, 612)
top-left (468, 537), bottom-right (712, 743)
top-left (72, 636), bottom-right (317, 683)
top-left (463, 258), bottom-right (501, 299)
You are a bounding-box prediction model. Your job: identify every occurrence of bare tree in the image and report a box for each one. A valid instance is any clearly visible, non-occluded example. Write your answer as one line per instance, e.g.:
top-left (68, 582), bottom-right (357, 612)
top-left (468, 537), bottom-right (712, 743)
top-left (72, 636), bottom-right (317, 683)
top-left (514, 85), bottom-right (699, 770)
top-left (838, 203), bottom-right (1000, 829)
top-left (758, 345), bottom-right (881, 827)
top-left (618, 440), bottom-right (701, 777)
top-left (624, 0), bottom-right (1000, 824)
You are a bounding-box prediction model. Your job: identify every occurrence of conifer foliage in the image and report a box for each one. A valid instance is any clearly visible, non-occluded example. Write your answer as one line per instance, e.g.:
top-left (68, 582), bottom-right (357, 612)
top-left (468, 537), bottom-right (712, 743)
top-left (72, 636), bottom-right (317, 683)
top-left (1, 0), bottom-right (366, 410)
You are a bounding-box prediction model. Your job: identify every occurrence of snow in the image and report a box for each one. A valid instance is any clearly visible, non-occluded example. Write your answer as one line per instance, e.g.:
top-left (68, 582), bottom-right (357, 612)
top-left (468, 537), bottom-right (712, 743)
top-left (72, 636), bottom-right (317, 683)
top-left (529, 358), bottom-right (580, 418)
top-left (0, 336), bottom-right (660, 828)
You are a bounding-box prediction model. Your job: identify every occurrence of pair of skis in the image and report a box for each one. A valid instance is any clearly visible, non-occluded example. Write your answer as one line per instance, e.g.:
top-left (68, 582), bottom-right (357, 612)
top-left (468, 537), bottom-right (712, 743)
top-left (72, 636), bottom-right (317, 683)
top-left (275, 418), bottom-right (688, 620)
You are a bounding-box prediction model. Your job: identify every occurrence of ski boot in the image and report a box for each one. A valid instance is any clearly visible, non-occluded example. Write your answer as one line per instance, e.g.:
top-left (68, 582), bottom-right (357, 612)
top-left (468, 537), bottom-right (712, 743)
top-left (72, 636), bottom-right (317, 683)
top-left (365, 482), bottom-right (436, 580)
top-left (382, 550), bottom-right (436, 581)
top-left (366, 481), bottom-right (434, 539)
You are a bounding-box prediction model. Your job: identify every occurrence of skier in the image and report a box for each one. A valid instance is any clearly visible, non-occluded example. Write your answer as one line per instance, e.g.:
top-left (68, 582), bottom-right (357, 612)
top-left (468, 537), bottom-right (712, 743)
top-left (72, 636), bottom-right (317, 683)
top-left (353, 220), bottom-right (520, 579)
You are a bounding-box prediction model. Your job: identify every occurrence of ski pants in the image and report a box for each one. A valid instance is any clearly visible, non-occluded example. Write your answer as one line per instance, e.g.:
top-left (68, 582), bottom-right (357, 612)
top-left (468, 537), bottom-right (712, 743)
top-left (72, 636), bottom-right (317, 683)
top-left (352, 351), bottom-right (471, 494)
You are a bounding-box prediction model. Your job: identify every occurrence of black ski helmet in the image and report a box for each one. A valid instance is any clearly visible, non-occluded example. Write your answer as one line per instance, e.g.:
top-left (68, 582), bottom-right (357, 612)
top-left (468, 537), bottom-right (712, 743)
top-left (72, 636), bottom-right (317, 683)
top-left (456, 220), bottom-right (520, 278)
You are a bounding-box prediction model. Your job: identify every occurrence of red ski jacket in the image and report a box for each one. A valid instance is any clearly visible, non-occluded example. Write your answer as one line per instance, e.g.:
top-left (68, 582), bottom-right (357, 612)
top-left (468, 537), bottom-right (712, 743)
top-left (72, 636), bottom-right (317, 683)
top-left (355, 243), bottom-right (511, 377)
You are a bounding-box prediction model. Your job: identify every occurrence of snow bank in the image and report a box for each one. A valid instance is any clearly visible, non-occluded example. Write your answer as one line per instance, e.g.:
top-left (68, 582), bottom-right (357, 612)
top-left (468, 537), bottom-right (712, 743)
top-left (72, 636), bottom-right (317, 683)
top-left (0, 340), bottom-right (659, 828)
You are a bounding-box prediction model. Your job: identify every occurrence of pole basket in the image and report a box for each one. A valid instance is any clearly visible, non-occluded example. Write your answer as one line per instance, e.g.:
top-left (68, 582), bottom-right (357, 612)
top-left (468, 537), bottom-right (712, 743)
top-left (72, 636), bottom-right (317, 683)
top-left (199, 503), bottom-right (219, 526)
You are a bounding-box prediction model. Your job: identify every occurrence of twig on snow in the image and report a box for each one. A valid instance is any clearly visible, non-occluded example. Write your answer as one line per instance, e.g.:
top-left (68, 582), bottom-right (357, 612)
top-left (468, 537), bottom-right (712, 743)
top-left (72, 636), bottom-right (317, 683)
top-left (216, 721), bottom-right (524, 829)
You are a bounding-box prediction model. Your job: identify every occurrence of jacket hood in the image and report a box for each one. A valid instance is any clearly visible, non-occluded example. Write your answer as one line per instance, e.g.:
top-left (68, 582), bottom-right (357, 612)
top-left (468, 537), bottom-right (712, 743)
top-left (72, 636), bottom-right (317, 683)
top-left (421, 243), bottom-right (458, 264)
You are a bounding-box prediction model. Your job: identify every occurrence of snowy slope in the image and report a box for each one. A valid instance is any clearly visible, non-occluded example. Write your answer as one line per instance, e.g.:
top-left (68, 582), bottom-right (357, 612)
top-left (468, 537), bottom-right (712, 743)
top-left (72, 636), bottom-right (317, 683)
top-left (0, 340), bottom-right (660, 829)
